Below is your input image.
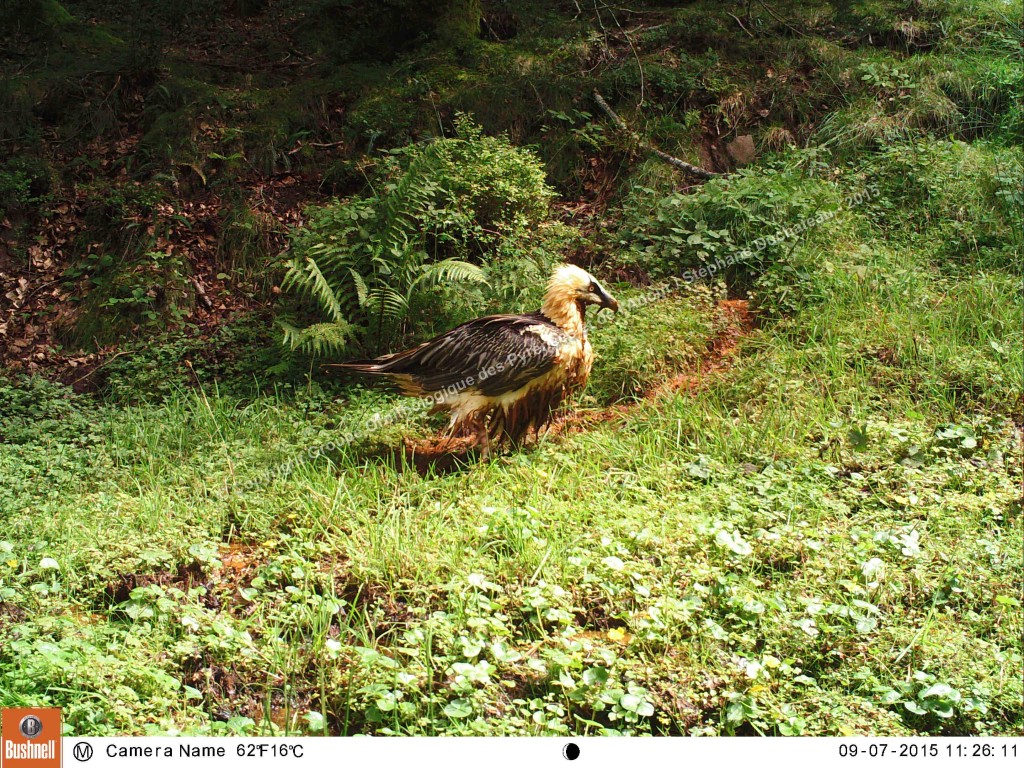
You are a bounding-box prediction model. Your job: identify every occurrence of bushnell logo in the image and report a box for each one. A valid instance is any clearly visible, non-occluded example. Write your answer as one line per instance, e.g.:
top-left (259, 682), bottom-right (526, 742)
top-left (17, 718), bottom-right (42, 740)
top-left (0, 708), bottom-right (61, 768)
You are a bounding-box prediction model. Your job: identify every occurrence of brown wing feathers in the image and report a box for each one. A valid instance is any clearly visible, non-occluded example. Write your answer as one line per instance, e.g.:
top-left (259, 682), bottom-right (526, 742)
top-left (331, 313), bottom-right (564, 398)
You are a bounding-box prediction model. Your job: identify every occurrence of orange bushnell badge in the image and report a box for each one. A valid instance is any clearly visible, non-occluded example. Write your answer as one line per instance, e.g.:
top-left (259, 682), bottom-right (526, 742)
top-left (1, 709), bottom-right (62, 768)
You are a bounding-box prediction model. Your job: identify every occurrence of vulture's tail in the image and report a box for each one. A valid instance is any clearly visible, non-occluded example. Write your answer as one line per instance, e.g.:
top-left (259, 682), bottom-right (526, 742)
top-left (327, 360), bottom-right (392, 375)
top-left (325, 350), bottom-right (409, 376)
top-left (325, 353), bottom-right (425, 396)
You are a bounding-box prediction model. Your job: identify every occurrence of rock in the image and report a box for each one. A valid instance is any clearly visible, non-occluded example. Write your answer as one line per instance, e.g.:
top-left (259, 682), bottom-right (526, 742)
top-left (727, 134), bottom-right (756, 165)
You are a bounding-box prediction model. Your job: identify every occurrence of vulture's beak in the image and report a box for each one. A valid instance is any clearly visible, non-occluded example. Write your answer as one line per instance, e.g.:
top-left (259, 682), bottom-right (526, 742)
top-left (598, 286), bottom-right (619, 313)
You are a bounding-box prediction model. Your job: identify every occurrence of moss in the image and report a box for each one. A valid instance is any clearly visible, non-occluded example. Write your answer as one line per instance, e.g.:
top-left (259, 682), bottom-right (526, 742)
top-left (1, 0), bottom-right (73, 38)
top-left (435, 0), bottom-right (482, 49)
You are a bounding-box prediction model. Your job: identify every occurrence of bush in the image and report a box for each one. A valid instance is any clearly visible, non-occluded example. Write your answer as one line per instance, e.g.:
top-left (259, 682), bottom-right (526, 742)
top-left (618, 151), bottom-right (849, 287)
top-left (0, 156), bottom-right (52, 216)
top-left (60, 250), bottom-right (193, 350)
top-left (101, 312), bottom-right (288, 403)
top-left (0, 375), bottom-right (105, 446)
top-left (279, 116), bottom-right (561, 358)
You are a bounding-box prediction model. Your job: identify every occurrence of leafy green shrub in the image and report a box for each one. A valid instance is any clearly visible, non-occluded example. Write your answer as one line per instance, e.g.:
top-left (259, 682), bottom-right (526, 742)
top-left (1, 617), bottom-right (203, 736)
top-left (61, 250), bottom-right (193, 350)
top-left (101, 251), bottom-right (191, 320)
top-left (872, 670), bottom-right (990, 734)
top-left (0, 169), bottom-right (35, 214)
top-left (0, 376), bottom-right (106, 446)
top-left (0, 156), bottom-right (52, 216)
top-left (101, 312), bottom-right (290, 403)
top-left (279, 116), bottom-right (558, 357)
top-left (618, 151), bottom-right (849, 287)
top-left (52, 180), bottom-right (199, 349)
top-left (74, 180), bottom-right (167, 257)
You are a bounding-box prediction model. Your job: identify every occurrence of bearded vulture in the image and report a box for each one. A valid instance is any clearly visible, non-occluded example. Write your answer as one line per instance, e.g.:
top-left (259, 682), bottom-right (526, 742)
top-left (332, 264), bottom-right (618, 448)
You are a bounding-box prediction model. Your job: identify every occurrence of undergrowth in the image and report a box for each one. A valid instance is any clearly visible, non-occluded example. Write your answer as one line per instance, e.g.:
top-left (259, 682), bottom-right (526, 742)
top-left (278, 117), bottom-right (562, 358)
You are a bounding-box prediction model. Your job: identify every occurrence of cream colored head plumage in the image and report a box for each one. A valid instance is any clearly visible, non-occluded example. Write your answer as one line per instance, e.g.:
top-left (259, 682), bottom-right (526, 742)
top-left (541, 264), bottom-right (618, 336)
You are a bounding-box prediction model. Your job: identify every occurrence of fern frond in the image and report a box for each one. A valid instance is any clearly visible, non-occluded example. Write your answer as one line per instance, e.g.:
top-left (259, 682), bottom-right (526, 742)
top-left (413, 258), bottom-right (488, 290)
top-left (374, 145), bottom-right (441, 259)
top-left (364, 285), bottom-right (409, 320)
top-left (279, 119), bottom-right (554, 355)
top-left (278, 319), bottom-right (356, 357)
top-left (277, 319), bottom-right (307, 352)
top-left (350, 268), bottom-right (369, 307)
top-left (282, 256), bottom-right (347, 323)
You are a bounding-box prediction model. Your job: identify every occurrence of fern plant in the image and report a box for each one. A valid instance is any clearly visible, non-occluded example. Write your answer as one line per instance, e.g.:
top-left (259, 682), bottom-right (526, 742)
top-left (278, 116), bottom-right (554, 358)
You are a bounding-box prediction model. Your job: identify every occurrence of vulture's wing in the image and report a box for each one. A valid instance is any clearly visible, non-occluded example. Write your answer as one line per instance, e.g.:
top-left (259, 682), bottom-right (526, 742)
top-left (339, 313), bottom-right (567, 397)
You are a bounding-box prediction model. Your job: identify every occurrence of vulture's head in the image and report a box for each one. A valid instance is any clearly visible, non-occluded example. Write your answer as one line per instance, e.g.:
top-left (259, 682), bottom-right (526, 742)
top-left (545, 264), bottom-right (619, 314)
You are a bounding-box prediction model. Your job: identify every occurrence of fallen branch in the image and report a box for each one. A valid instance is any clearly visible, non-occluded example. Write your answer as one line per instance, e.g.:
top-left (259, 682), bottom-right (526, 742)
top-left (756, 0), bottom-right (810, 38)
top-left (191, 277), bottom-right (213, 310)
top-left (288, 139), bottom-right (346, 155)
top-left (727, 11), bottom-right (754, 37)
top-left (66, 350), bottom-right (132, 388)
top-left (592, 90), bottom-right (719, 180)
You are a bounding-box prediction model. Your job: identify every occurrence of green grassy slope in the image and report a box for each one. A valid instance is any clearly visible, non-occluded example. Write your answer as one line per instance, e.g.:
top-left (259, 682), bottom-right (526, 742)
top-left (1, 226), bottom-right (1020, 735)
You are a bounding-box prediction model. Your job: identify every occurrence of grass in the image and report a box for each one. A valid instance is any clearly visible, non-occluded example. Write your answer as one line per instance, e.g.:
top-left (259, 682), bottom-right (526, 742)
top-left (1, 205), bottom-right (1021, 734)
